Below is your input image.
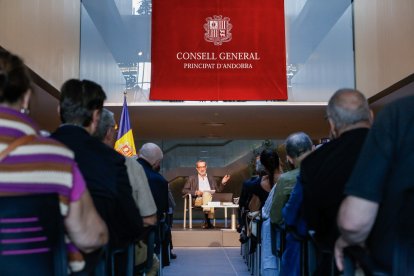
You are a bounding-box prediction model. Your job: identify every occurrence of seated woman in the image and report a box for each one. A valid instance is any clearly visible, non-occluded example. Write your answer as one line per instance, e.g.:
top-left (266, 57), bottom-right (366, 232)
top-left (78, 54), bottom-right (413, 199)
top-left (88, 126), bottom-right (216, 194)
top-left (0, 49), bottom-right (108, 274)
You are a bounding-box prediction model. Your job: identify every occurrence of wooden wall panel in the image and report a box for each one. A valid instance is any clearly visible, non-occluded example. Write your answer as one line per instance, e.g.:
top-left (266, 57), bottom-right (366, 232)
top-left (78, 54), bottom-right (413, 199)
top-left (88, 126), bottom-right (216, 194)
top-left (0, 0), bottom-right (80, 90)
top-left (354, 0), bottom-right (414, 97)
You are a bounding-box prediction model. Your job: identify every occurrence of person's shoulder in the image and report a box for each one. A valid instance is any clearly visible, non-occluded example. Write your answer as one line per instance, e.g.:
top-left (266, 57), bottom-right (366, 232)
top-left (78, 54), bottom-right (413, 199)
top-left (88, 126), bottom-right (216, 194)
top-left (125, 156), bottom-right (139, 166)
top-left (31, 135), bottom-right (75, 159)
top-left (280, 168), bottom-right (299, 179)
top-left (278, 169), bottom-right (299, 185)
top-left (95, 140), bottom-right (125, 160)
top-left (151, 171), bottom-right (168, 184)
top-left (243, 176), bottom-right (259, 186)
top-left (302, 141), bottom-right (335, 169)
top-left (51, 124), bottom-right (87, 138)
top-left (386, 95), bottom-right (414, 111)
top-left (375, 95), bottom-right (414, 127)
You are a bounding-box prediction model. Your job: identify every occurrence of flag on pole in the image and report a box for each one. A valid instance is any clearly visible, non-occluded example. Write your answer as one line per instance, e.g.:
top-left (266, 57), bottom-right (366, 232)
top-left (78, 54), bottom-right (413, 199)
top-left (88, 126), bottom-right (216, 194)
top-left (114, 95), bottom-right (137, 157)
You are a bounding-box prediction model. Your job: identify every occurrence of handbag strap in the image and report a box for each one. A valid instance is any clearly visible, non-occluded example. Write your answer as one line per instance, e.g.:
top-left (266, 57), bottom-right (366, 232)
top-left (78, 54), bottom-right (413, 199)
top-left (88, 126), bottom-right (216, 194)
top-left (0, 134), bottom-right (36, 162)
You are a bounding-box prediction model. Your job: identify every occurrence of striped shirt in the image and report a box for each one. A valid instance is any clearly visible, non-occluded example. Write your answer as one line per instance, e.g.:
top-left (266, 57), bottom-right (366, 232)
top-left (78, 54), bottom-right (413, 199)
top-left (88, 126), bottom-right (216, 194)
top-left (0, 106), bottom-right (86, 272)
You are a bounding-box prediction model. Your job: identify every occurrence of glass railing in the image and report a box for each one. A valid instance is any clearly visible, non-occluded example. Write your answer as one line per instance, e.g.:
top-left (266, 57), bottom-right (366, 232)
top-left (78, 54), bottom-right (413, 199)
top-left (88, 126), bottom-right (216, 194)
top-left (159, 139), bottom-right (282, 175)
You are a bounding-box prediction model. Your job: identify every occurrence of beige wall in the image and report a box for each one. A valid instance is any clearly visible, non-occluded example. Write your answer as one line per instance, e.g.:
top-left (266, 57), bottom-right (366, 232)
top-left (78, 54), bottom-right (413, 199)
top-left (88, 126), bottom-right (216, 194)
top-left (354, 0), bottom-right (414, 97)
top-left (0, 0), bottom-right (80, 90)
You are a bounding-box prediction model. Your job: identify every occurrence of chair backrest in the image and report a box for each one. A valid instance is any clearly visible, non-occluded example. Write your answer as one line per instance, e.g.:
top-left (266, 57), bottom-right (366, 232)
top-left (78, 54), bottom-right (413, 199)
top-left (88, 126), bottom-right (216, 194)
top-left (135, 226), bottom-right (157, 274)
top-left (212, 192), bottom-right (233, 202)
top-left (110, 244), bottom-right (134, 276)
top-left (0, 193), bottom-right (67, 275)
top-left (393, 188), bottom-right (414, 275)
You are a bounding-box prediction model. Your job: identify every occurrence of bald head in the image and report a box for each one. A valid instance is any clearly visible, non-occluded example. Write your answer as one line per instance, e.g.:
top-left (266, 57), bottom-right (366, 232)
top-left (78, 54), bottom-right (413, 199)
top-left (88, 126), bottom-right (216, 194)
top-left (326, 89), bottom-right (372, 135)
top-left (285, 132), bottom-right (313, 159)
top-left (139, 143), bottom-right (163, 167)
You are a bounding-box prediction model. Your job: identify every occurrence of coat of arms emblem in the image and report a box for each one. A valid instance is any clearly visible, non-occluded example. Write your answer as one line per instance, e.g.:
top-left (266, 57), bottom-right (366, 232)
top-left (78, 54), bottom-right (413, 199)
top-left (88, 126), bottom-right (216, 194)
top-left (204, 15), bottom-right (232, 46)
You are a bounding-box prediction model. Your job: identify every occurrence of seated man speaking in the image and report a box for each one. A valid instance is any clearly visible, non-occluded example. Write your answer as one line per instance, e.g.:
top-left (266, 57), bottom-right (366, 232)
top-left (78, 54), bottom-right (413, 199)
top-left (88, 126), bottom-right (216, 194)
top-left (182, 160), bottom-right (230, 229)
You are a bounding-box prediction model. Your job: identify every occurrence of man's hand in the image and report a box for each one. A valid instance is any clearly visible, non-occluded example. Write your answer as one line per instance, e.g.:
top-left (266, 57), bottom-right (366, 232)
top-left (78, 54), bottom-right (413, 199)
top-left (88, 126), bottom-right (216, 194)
top-left (195, 190), bottom-right (203, 196)
top-left (222, 174), bottom-right (231, 184)
top-left (143, 214), bottom-right (157, 227)
top-left (334, 235), bottom-right (350, 272)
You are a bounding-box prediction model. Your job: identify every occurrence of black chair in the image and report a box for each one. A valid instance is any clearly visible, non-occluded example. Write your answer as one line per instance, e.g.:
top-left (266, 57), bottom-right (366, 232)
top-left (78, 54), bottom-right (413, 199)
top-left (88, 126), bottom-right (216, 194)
top-left (136, 226), bottom-right (156, 274)
top-left (304, 230), bottom-right (336, 276)
top-left (393, 188), bottom-right (414, 275)
top-left (0, 193), bottom-right (67, 275)
top-left (110, 244), bottom-right (134, 276)
top-left (343, 245), bottom-right (388, 276)
top-left (93, 246), bottom-right (109, 276)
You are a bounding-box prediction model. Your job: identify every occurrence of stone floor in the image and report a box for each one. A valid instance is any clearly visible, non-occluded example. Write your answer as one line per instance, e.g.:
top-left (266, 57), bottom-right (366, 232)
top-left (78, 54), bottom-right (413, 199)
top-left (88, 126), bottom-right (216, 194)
top-left (163, 247), bottom-right (251, 276)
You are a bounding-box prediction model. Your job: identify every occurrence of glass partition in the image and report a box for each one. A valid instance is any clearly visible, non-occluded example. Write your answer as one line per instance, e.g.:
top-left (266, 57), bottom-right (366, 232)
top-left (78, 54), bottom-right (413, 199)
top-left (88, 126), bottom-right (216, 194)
top-left (80, 0), bottom-right (355, 104)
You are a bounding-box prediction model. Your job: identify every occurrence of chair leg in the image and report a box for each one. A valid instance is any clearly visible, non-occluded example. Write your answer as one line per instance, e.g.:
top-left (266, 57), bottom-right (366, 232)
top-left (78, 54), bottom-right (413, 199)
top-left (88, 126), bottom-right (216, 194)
top-left (189, 199), bottom-right (192, 229)
top-left (126, 244), bottom-right (134, 276)
top-left (183, 197), bottom-right (187, 229)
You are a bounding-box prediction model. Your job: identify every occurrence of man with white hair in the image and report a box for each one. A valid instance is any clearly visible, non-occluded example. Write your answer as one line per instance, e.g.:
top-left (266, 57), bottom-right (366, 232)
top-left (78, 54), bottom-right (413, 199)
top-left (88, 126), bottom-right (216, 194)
top-left (300, 88), bottom-right (373, 274)
top-left (137, 143), bottom-right (170, 267)
top-left (137, 143), bottom-right (168, 220)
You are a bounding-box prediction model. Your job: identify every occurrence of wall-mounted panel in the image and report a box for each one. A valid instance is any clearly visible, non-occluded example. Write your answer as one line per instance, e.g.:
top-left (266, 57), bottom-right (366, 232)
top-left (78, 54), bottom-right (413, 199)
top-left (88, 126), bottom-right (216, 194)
top-left (0, 0), bottom-right (81, 89)
top-left (354, 0), bottom-right (414, 97)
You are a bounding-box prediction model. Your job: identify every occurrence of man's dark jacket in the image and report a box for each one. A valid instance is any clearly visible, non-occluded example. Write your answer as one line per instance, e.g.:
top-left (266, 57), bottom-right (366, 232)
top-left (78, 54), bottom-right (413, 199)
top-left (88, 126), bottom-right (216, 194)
top-left (301, 128), bottom-right (369, 249)
top-left (181, 174), bottom-right (224, 196)
top-left (137, 158), bottom-right (169, 219)
top-left (52, 125), bottom-right (143, 247)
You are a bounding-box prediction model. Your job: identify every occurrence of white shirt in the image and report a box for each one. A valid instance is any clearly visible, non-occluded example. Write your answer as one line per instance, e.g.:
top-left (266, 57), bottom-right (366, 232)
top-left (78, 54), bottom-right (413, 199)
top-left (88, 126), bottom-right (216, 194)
top-left (198, 174), bottom-right (211, 192)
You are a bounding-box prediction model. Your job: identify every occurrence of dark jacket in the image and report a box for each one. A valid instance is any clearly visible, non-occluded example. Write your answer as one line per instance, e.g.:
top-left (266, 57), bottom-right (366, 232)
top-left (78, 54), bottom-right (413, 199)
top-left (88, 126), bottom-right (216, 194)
top-left (52, 125), bottom-right (143, 247)
top-left (137, 158), bottom-right (169, 219)
top-left (301, 128), bottom-right (369, 249)
top-left (181, 174), bottom-right (224, 196)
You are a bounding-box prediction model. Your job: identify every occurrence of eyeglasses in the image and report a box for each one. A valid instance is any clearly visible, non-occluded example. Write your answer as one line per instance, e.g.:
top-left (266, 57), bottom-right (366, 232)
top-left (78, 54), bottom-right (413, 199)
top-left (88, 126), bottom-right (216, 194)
top-left (197, 165), bottom-right (206, 169)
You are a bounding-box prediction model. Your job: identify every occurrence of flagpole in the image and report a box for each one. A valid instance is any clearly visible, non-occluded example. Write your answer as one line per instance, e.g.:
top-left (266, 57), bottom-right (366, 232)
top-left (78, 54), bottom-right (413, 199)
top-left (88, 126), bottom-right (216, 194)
top-left (114, 91), bottom-right (137, 157)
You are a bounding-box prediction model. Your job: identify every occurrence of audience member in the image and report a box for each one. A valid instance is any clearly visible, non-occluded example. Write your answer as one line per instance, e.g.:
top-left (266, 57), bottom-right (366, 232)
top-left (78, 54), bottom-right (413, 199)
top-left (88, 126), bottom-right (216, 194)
top-left (137, 143), bottom-right (170, 267)
top-left (94, 108), bottom-right (157, 227)
top-left (0, 49), bottom-right (108, 273)
top-left (270, 132), bottom-right (313, 276)
top-left (259, 148), bottom-right (283, 276)
top-left (300, 88), bottom-right (372, 274)
top-left (301, 88), bottom-right (372, 248)
top-left (182, 160), bottom-right (231, 229)
top-left (138, 143), bottom-right (169, 221)
top-left (282, 175), bottom-right (307, 238)
top-left (270, 132), bottom-right (313, 225)
top-left (167, 184), bottom-right (177, 259)
top-left (335, 95), bottom-right (414, 273)
top-left (256, 149), bottom-right (282, 204)
top-left (51, 79), bottom-right (143, 250)
top-left (238, 155), bottom-right (266, 234)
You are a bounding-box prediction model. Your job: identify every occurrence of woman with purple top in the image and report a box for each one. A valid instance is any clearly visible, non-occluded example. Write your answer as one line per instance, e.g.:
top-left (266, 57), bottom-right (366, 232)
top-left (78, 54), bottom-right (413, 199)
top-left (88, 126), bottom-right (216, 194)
top-left (0, 48), bottom-right (108, 273)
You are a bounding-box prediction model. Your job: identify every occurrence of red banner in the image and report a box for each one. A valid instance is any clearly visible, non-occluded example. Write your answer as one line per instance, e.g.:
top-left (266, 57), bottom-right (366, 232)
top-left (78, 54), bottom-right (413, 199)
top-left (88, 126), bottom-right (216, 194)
top-left (150, 0), bottom-right (287, 101)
